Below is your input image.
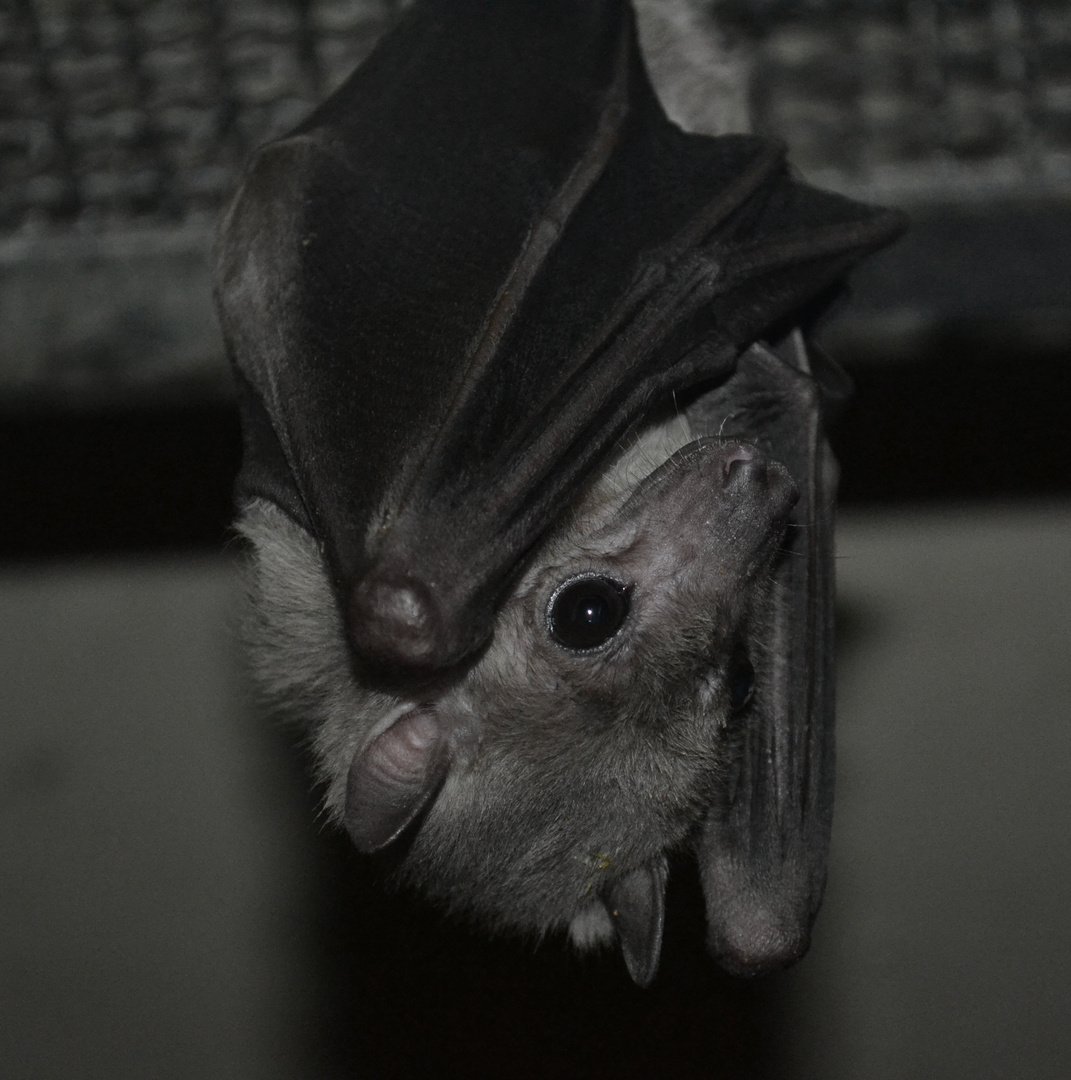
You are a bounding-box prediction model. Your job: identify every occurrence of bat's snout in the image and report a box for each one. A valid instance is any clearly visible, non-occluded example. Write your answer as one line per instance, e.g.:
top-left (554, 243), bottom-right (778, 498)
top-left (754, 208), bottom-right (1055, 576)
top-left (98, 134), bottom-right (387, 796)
top-left (717, 440), bottom-right (796, 504)
top-left (620, 438), bottom-right (798, 544)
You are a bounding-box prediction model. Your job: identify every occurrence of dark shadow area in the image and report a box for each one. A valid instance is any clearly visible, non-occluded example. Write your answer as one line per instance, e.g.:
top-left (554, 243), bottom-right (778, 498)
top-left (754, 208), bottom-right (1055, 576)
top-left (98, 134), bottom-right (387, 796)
top-left (833, 333), bottom-right (1071, 505)
top-left (4, 330), bottom-right (1068, 560)
top-left (300, 804), bottom-right (788, 1080)
top-left (1, 401), bottom-right (241, 558)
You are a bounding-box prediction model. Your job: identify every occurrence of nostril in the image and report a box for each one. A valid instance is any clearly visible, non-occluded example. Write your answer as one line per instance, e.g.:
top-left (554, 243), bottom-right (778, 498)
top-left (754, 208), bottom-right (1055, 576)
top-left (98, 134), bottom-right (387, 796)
top-left (722, 446), bottom-right (763, 484)
top-left (721, 445), bottom-right (753, 476)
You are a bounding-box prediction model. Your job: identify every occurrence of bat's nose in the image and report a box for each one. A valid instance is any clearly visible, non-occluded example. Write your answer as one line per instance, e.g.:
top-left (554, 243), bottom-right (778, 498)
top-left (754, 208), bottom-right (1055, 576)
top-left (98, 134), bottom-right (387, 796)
top-left (720, 442), bottom-right (759, 479)
top-left (719, 443), bottom-right (796, 506)
top-left (722, 445), bottom-right (771, 488)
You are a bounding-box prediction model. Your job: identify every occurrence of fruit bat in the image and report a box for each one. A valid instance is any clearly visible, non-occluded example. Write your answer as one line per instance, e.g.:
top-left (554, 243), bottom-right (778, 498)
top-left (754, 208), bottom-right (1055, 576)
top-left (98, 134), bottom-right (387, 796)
top-left (215, 0), bottom-right (905, 986)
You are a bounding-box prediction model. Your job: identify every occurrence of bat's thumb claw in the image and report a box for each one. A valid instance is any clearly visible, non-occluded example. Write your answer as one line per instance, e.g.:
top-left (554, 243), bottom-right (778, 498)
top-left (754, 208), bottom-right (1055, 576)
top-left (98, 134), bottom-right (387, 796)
top-left (348, 572), bottom-right (448, 672)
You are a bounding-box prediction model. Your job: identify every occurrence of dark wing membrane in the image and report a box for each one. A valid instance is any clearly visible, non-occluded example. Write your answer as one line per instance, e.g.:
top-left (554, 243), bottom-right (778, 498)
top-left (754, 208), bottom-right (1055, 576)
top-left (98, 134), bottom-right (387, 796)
top-left (216, 0), bottom-right (635, 666)
top-left (215, 0), bottom-right (906, 674)
top-left (687, 333), bottom-right (839, 976)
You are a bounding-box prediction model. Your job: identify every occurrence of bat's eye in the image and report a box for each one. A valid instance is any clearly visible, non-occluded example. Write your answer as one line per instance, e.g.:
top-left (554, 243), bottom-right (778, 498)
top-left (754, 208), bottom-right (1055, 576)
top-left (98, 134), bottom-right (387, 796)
top-left (728, 656), bottom-right (755, 713)
top-left (547, 576), bottom-right (630, 651)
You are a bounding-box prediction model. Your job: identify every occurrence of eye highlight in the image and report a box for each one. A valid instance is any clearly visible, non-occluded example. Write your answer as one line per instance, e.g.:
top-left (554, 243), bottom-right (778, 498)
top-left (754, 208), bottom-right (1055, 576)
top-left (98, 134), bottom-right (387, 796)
top-left (547, 575), bottom-right (631, 651)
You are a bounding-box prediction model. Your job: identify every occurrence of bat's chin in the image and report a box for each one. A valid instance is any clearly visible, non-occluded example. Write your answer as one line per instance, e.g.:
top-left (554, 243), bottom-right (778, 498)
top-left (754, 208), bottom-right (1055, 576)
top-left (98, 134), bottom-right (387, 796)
top-left (398, 811), bottom-right (678, 988)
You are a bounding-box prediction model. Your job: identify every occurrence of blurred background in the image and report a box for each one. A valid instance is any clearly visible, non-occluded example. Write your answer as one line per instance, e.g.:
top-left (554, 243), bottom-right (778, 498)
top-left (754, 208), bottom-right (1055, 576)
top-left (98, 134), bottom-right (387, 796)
top-left (1, 1), bottom-right (1068, 1077)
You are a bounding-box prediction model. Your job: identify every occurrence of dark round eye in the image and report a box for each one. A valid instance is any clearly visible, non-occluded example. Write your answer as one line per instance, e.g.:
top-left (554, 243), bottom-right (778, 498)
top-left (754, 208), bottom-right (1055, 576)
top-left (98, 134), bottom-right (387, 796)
top-left (728, 656), bottom-right (755, 713)
top-left (547, 576), bottom-right (630, 651)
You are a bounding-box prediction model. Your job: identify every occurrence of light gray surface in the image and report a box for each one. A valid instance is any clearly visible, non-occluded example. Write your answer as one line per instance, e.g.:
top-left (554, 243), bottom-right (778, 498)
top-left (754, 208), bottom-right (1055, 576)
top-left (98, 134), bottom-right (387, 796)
top-left (0, 227), bottom-right (228, 404)
top-left (0, 504), bottom-right (1068, 1077)
top-left (0, 557), bottom-right (314, 1080)
top-left (786, 502), bottom-right (1071, 1079)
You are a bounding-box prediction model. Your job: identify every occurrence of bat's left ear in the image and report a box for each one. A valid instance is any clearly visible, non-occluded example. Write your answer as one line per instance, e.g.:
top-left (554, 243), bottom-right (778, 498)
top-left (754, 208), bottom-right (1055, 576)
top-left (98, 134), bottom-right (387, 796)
top-left (344, 708), bottom-right (450, 853)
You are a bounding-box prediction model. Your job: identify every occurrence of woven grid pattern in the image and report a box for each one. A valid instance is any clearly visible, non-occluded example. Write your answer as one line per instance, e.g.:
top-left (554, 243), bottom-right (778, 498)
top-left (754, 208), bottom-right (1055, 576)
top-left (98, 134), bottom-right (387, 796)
top-left (1, 0), bottom-right (401, 234)
top-left (2, 0), bottom-right (1070, 237)
top-left (730, 0), bottom-right (1071, 201)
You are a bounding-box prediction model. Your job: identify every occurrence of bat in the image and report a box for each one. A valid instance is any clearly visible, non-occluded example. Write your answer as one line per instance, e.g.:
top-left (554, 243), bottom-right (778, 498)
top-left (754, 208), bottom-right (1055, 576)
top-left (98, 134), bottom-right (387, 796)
top-left (214, 0), bottom-right (905, 987)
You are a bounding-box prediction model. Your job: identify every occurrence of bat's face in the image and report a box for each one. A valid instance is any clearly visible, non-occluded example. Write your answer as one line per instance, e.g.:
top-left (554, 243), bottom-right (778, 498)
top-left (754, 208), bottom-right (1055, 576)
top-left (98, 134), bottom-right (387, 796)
top-left (239, 427), bottom-right (797, 982)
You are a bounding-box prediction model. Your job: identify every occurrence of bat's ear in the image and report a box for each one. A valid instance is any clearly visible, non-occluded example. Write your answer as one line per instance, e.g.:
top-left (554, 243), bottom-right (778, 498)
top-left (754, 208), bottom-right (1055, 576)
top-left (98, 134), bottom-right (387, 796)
top-left (603, 859), bottom-right (668, 988)
top-left (771, 328), bottom-right (854, 422)
top-left (344, 708), bottom-right (450, 853)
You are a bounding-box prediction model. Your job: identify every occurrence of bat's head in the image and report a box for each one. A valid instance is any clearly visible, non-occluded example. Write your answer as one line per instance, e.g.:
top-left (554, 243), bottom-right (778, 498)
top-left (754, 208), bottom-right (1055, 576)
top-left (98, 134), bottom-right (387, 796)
top-left (391, 435), bottom-right (796, 984)
top-left (238, 426), bottom-right (796, 986)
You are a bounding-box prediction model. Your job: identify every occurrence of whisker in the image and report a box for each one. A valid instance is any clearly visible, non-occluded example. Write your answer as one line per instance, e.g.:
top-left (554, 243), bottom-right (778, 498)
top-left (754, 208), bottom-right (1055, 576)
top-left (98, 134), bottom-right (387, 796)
top-left (716, 409), bottom-right (739, 439)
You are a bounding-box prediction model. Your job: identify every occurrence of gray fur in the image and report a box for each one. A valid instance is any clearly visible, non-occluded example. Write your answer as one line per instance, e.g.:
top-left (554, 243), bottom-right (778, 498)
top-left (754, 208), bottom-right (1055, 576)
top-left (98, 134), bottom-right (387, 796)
top-left (237, 406), bottom-right (796, 968)
top-left (634, 0), bottom-right (752, 136)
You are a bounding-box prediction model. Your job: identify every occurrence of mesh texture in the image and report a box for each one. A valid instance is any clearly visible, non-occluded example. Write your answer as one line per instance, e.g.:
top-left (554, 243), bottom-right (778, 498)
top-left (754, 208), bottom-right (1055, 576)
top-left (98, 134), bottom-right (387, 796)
top-left (2, 1), bottom-right (1068, 227)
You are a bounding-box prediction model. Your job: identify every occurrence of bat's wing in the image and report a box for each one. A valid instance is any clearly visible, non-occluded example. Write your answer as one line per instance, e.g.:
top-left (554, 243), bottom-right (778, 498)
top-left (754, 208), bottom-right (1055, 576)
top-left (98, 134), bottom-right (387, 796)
top-left (688, 331), bottom-right (845, 976)
top-left (215, 0), bottom-right (905, 677)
